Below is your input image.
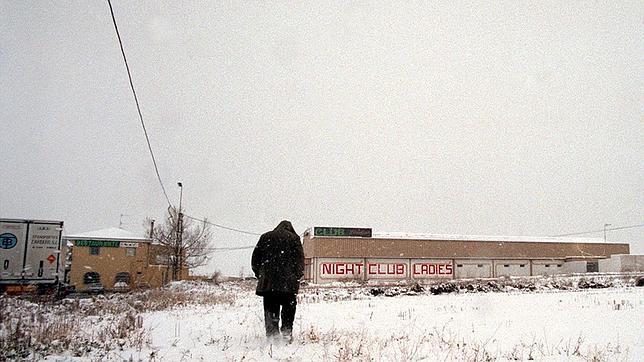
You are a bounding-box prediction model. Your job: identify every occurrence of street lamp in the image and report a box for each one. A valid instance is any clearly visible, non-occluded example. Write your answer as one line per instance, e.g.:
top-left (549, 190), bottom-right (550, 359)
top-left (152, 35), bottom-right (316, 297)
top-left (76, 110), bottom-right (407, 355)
top-left (177, 182), bottom-right (183, 213)
top-left (603, 223), bottom-right (611, 242)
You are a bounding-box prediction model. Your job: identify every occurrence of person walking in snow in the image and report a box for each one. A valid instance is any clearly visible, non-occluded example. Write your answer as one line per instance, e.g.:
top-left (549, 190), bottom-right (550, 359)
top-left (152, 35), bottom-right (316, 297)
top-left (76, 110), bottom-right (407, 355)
top-left (252, 220), bottom-right (305, 342)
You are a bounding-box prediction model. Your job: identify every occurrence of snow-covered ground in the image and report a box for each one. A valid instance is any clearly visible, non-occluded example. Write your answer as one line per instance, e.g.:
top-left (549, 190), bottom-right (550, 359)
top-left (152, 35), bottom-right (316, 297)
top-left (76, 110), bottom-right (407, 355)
top-left (127, 285), bottom-right (643, 361)
top-left (2, 276), bottom-right (642, 361)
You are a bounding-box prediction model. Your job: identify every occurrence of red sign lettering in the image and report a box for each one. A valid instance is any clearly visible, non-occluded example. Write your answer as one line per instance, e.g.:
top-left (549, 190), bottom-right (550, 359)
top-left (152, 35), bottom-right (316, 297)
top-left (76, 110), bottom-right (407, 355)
top-left (412, 263), bottom-right (453, 276)
top-left (366, 263), bottom-right (406, 275)
top-left (320, 262), bottom-right (363, 276)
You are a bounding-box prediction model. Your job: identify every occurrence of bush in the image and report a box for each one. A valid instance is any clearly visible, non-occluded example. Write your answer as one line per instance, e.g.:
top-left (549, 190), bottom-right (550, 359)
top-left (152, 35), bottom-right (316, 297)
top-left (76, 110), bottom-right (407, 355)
top-left (636, 276), bottom-right (644, 287)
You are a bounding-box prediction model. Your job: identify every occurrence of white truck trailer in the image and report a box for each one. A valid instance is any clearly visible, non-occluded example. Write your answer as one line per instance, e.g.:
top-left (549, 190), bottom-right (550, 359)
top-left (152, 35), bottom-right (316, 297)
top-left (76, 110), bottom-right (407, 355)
top-left (0, 218), bottom-right (64, 293)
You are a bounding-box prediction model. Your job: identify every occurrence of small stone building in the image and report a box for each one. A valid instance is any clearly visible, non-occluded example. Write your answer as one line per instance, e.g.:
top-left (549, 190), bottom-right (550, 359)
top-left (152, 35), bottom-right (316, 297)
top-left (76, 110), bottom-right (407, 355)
top-left (65, 227), bottom-right (185, 291)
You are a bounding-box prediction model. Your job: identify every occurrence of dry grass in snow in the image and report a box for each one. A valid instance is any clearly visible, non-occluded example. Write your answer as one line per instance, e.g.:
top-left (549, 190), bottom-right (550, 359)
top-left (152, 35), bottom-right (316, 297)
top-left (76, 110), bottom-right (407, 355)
top-left (0, 281), bottom-right (241, 360)
top-left (1, 276), bottom-right (642, 361)
top-left (128, 278), bottom-right (642, 361)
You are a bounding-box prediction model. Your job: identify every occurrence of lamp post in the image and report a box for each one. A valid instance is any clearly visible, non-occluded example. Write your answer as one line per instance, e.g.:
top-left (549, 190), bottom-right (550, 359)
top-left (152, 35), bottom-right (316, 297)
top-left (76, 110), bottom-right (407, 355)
top-left (603, 223), bottom-right (611, 242)
top-left (178, 182), bottom-right (183, 214)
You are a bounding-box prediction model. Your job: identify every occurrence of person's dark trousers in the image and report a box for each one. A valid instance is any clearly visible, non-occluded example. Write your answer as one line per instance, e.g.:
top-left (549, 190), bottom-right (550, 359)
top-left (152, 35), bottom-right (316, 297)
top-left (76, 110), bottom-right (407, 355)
top-left (262, 292), bottom-right (297, 338)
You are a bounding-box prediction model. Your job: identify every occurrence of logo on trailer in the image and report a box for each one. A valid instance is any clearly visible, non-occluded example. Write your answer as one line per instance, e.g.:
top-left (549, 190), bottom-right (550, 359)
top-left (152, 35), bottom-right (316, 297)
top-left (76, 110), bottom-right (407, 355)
top-left (0, 233), bottom-right (18, 249)
top-left (47, 255), bottom-right (56, 264)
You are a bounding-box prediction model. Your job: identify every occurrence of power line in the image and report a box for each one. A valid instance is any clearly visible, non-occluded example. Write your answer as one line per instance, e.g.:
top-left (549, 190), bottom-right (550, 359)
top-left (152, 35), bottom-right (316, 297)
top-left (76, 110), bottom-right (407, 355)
top-left (205, 246), bottom-right (255, 252)
top-left (201, 227), bottom-right (310, 253)
top-left (106, 0), bottom-right (287, 236)
top-left (552, 223), bottom-right (644, 237)
top-left (107, 0), bottom-right (172, 207)
top-left (184, 214), bottom-right (261, 236)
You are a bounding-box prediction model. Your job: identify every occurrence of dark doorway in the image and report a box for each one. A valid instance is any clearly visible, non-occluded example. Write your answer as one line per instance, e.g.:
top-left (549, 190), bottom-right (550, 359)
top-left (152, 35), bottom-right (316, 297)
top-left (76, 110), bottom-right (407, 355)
top-left (586, 261), bottom-right (599, 273)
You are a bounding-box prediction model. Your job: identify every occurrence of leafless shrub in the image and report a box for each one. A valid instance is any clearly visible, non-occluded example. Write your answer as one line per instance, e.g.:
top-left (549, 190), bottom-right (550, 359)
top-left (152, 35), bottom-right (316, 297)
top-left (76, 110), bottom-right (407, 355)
top-left (305, 325), bottom-right (320, 342)
top-left (211, 270), bottom-right (222, 285)
top-left (0, 282), bottom-right (238, 359)
top-left (292, 316), bottom-right (629, 362)
top-left (126, 287), bottom-right (236, 312)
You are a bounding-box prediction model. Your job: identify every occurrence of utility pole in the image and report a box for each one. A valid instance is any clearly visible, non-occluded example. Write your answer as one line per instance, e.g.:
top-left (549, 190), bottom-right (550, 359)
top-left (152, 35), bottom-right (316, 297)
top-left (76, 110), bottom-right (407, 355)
top-left (176, 182), bottom-right (184, 280)
top-left (149, 219), bottom-right (155, 239)
top-left (603, 223), bottom-right (611, 242)
top-left (119, 214), bottom-right (130, 228)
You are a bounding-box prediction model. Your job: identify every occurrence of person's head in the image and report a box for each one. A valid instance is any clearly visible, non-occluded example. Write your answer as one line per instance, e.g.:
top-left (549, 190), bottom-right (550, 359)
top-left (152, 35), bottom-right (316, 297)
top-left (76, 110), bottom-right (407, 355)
top-left (274, 220), bottom-right (296, 235)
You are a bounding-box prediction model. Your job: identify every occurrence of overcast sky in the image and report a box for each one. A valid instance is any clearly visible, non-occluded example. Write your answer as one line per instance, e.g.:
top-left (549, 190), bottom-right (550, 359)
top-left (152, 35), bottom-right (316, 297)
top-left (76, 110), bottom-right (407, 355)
top-left (1, 1), bottom-right (642, 276)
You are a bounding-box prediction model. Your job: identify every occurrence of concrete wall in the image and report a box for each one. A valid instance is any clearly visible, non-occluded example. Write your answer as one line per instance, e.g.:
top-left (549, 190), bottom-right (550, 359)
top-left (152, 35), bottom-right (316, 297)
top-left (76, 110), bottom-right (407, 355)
top-left (532, 260), bottom-right (565, 276)
top-left (494, 260), bottom-right (530, 277)
top-left (598, 257), bottom-right (618, 273)
top-left (563, 261), bottom-right (589, 274)
top-left (619, 255), bottom-right (644, 271)
top-left (309, 256), bottom-right (635, 284)
top-left (454, 260), bottom-right (493, 279)
top-left (599, 254), bottom-right (644, 272)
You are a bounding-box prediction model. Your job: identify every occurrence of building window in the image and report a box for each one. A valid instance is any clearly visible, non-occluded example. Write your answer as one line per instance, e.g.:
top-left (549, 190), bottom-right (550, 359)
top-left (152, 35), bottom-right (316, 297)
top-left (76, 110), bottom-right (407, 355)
top-left (90, 246), bottom-right (100, 255)
top-left (557, 264), bottom-right (562, 267)
top-left (83, 271), bottom-right (100, 284)
top-left (155, 254), bottom-right (169, 265)
top-left (125, 247), bottom-right (136, 257)
top-left (545, 264), bottom-right (550, 267)
top-left (457, 264), bottom-right (463, 267)
top-left (114, 272), bottom-right (132, 285)
top-left (503, 264), bottom-right (510, 267)
top-left (477, 264), bottom-right (483, 268)
top-left (520, 264), bottom-right (525, 267)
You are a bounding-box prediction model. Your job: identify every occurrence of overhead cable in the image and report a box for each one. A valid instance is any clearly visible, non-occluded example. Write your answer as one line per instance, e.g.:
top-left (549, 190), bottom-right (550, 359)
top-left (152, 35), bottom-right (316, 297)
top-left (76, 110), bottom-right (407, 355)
top-left (107, 0), bottom-right (172, 207)
top-left (205, 246), bottom-right (255, 251)
top-left (184, 214), bottom-right (261, 236)
top-left (552, 223), bottom-right (644, 237)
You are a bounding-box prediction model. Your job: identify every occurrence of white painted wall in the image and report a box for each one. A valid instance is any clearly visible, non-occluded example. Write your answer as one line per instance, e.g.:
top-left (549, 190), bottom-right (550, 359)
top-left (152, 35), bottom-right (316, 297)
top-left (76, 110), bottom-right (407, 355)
top-left (532, 260), bottom-right (565, 276)
top-left (598, 257), bottom-right (618, 272)
top-left (454, 260), bottom-right (493, 279)
top-left (563, 261), bottom-right (589, 274)
top-left (494, 260), bottom-right (530, 277)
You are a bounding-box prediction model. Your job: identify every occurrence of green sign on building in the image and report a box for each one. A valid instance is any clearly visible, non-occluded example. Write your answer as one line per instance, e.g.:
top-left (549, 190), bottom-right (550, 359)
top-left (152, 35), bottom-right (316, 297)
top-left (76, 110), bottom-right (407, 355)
top-left (313, 227), bottom-right (372, 238)
top-left (74, 240), bottom-right (121, 248)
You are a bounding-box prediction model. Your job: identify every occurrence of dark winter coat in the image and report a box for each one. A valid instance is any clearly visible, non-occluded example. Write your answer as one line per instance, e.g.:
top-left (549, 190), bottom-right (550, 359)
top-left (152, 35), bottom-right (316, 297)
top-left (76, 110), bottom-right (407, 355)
top-left (251, 220), bottom-right (304, 296)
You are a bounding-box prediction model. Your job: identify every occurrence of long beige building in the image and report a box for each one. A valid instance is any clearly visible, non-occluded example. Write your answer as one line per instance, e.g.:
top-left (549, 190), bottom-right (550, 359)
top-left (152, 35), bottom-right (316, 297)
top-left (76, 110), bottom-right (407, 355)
top-left (303, 227), bottom-right (633, 283)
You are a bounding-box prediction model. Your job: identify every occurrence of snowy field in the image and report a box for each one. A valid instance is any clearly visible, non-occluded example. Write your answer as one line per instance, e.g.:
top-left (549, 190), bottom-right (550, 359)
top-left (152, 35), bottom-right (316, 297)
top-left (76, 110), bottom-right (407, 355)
top-left (128, 283), bottom-right (644, 361)
top-left (2, 276), bottom-right (643, 361)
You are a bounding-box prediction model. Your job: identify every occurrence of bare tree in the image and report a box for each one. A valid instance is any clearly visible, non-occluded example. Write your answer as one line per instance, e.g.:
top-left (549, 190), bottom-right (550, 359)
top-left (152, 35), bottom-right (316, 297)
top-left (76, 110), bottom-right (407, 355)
top-left (147, 207), bottom-right (212, 281)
